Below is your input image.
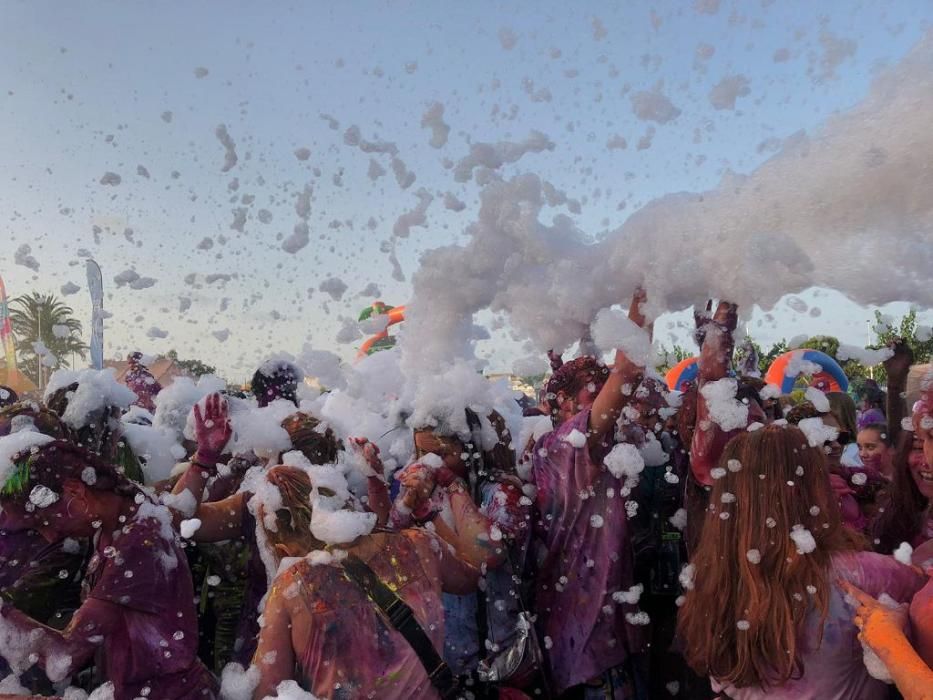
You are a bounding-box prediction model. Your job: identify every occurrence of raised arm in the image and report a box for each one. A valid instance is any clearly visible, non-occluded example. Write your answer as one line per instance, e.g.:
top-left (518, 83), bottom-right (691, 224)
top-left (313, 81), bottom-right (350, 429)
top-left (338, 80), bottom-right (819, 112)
top-left (351, 438), bottom-right (392, 528)
top-left (429, 475), bottom-right (526, 570)
top-left (167, 393), bottom-right (243, 538)
top-left (589, 288), bottom-right (649, 439)
top-left (843, 581), bottom-right (933, 700)
top-left (251, 578), bottom-right (297, 700)
top-left (690, 301), bottom-right (739, 485)
top-left (910, 569), bottom-right (933, 668)
top-left (697, 301), bottom-right (737, 383)
top-left (172, 393), bottom-right (231, 499)
top-left (883, 341), bottom-right (913, 444)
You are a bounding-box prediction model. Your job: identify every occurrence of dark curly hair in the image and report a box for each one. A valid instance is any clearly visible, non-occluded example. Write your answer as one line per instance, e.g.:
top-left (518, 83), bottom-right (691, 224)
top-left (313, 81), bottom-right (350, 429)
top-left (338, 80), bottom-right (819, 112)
top-left (281, 412), bottom-right (341, 465)
top-left (251, 361), bottom-right (300, 408)
top-left (785, 401), bottom-right (824, 425)
top-left (545, 356), bottom-right (610, 413)
top-left (0, 386), bottom-right (18, 409)
top-left (0, 402), bottom-right (67, 439)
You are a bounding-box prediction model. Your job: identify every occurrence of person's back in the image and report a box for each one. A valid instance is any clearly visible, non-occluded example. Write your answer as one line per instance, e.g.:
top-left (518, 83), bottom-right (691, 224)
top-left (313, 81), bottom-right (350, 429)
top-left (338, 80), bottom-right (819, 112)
top-left (269, 529), bottom-right (448, 699)
top-left (678, 425), bottom-right (928, 700)
top-left (715, 550), bottom-right (925, 700)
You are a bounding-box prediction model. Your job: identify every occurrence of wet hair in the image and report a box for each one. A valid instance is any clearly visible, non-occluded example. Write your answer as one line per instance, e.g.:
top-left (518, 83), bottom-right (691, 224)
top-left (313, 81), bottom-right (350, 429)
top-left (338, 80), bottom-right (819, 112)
top-left (871, 429), bottom-right (927, 552)
top-left (251, 361), bottom-right (300, 408)
top-left (470, 408), bottom-right (516, 476)
top-left (0, 402), bottom-right (66, 439)
top-left (45, 382), bottom-right (123, 460)
top-left (44, 382), bottom-right (78, 418)
top-left (281, 412), bottom-right (341, 465)
top-left (545, 356), bottom-right (610, 413)
top-left (826, 392), bottom-right (858, 438)
top-left (413, 408), bottom-right (517, 479)
top-left (738, 376), bottom-right (783, 422)
top-left (858, 423), bottom-right (892, 447)
top-left (261, 466), bottom-right (318, 555)
top-left (677, 425), bottom-right (863, 689)
top-left (0, 440), bottom-right (141, 524)
top-left (855, 381), bottom-right (886, 410)
top-left (784, 401), bottom-right (823, 425)
top-left (735, 377), bottom-right (767, 413)
top-left (0, 386), bottom-right (18, 409)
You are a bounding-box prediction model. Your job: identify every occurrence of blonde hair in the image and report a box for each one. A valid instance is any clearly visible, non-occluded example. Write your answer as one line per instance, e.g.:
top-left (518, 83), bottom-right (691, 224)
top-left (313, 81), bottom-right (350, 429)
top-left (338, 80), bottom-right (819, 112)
top-left (262, 466), bottom-right (320, 556)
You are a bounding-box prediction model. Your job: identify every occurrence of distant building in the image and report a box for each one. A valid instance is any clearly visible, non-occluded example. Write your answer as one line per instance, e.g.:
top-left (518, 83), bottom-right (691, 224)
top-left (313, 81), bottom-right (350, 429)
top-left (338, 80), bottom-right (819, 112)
top-left (484, 372), bottom-right (538, 398)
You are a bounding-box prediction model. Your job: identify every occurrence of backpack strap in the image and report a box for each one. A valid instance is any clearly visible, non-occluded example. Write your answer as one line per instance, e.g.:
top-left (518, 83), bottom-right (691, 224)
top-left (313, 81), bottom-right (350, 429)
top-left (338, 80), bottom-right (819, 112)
top-left (341, 554), bottom-right (459, 699)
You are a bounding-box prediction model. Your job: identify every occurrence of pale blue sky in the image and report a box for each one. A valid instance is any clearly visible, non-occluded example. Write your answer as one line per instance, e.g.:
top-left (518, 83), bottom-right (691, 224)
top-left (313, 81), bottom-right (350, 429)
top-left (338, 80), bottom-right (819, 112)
top-left (1, 1), bottom-right (930, 380)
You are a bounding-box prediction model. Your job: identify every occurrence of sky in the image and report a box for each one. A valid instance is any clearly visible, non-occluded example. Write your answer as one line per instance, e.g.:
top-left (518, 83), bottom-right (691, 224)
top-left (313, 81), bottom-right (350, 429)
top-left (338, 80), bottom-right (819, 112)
top-left (1, 0), bottom-right (931, 382)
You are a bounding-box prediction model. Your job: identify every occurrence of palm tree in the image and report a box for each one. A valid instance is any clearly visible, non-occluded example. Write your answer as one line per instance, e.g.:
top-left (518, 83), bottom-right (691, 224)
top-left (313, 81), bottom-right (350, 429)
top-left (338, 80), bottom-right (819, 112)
top-left (10, 292), bottom-right (89, 388)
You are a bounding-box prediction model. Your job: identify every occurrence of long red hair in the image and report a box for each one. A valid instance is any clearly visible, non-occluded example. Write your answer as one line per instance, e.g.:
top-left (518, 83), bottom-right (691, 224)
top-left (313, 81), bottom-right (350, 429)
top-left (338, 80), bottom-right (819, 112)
top-left (677, 424), bottom-right (863, 689)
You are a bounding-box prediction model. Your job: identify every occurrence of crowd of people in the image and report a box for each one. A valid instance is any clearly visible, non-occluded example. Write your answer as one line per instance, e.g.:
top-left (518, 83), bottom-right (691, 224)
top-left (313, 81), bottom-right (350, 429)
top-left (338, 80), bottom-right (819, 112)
top-left (0, 291), bottom-right (931, 700)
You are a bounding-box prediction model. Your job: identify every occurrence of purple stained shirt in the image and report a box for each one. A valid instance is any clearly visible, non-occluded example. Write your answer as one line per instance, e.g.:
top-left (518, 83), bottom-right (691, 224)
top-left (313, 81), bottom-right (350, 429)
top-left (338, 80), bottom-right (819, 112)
top-left (531, 409), bottom-right (644, 693)
top-left (713, 551), bottom-right (927, 700)
top-left (124, 364), bottom-right (162, 412)
top-left (82, 514), bottom-right (217, 699)
top-left (0, 520), bottom-right (46, 589)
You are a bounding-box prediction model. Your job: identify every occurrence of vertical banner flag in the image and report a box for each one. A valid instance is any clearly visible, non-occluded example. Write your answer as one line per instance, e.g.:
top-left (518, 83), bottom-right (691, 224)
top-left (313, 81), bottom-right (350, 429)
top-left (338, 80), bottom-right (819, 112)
top-left (86, 259), bottom-right (104, 370)
top-left (0, 274), bottom-right (16, 374)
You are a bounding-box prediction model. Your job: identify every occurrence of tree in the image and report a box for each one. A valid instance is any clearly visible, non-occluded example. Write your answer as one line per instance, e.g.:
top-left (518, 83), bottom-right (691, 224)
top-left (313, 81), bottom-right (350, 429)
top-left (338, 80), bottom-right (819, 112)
top-left (655, 344), bottom-right (694, 374)
top-left (871, 309), bottom-right (933, 363)
top-left (166, 349), bottom-right (216, 378)
top-left (867, 309), bottom-right (933, 385)
top-left (10, 292), bottom-right (88, 387)
top-left (799, 335), bottom-right (869, 382)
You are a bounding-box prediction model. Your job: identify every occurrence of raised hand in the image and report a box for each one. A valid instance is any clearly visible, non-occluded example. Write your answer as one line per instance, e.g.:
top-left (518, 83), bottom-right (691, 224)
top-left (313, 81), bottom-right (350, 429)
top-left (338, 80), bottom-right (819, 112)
top-left (399, 463), bottom-right (437, 510)
top-left (712, 300), bottom-right (738, 333)
top-left (350, 437), bottom-right (384, 477)
top-left (842, 581), bottom-right (909, 654)
top-left (693, 300), bottom-right (714, 345)
top-left (193, 392), bottom-right (232, 461)
top-left (883, 340), bottom-right (914, 380)
top-left (628, 286), bottom-right (648, 328)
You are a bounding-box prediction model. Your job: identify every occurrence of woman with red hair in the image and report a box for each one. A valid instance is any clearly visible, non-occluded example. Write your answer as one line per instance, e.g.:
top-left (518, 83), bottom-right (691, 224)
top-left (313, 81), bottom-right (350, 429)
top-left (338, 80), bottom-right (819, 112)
top-left (678, 424), bottom-right (929, 699)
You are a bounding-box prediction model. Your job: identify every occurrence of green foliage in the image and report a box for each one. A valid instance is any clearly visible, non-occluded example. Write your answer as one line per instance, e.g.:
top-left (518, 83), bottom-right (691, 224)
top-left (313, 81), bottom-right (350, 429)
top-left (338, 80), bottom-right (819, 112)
top-left (799, 335), bottom-right (839, 356)
top-left (871, 309), bottom-right (933, 363)
top-left (799, 335), bottom-right (869, 382)
top-left (10, 292), bottom-right (89, 386)
top-left (654, 344), bottom-right (694, 374)
top-left (166, 349), bottom-right (216, 378)
top-left (520, 373), bottom-right (547, 390)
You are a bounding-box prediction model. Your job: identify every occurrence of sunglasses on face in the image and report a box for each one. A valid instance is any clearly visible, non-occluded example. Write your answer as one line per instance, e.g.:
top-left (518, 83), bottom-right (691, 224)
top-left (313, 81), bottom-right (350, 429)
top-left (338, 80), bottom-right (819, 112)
top-left (837, 431), bottom-right (852, 445)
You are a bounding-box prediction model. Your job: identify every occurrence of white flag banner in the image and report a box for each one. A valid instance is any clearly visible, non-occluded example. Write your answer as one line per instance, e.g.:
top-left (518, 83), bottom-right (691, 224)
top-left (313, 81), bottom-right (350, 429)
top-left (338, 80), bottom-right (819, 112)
top-left (86, 259), bottom-right (104, 370)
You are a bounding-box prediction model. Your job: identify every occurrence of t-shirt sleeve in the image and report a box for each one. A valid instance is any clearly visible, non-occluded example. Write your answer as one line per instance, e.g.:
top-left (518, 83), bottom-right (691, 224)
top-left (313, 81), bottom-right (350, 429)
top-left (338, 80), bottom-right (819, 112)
top-left (835, 551), bottom-right (927, 604)
top-left (532, 408), bottom-right (611, 489)
top-left (87, 518), bottom-right (176, 615)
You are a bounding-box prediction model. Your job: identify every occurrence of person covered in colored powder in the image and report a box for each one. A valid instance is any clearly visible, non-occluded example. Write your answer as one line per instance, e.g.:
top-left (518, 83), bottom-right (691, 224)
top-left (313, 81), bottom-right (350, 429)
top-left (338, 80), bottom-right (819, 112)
top-left (529, 288), bottom-right (651, 697)
top-left (0, 439), bottom-right (217, 699)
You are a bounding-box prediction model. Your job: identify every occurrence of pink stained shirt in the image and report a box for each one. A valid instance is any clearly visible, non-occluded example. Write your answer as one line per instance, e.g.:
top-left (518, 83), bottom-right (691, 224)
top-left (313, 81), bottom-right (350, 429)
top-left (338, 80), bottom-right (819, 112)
top-left (713, 551), bottom-right (927, 700)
